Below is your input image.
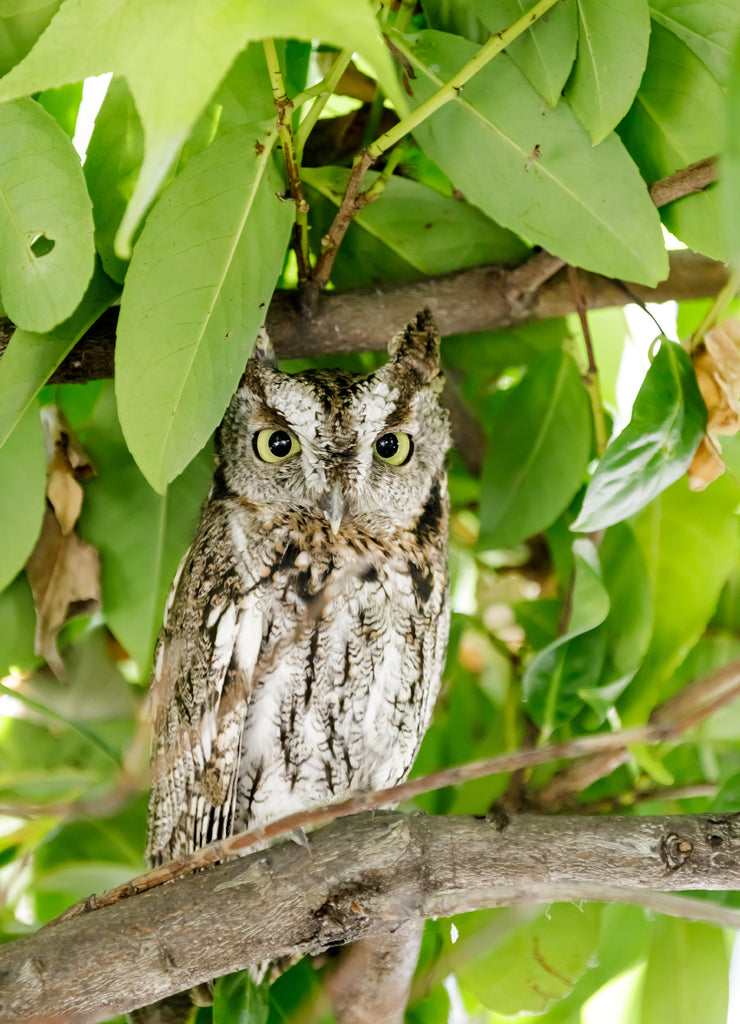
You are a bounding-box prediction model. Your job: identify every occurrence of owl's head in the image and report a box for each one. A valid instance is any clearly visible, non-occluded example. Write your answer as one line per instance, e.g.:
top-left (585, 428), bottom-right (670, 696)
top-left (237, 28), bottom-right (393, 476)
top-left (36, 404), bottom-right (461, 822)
top-left (215, 310), bottom-right (450, 533)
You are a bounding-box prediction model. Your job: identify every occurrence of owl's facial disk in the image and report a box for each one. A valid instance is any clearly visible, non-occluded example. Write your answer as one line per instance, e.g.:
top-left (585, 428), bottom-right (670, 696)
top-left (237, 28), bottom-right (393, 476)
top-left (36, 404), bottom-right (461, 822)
top-left (218, 365), bottom-right (449, 533)
top-left (216, 311), bottom-right (450, 532)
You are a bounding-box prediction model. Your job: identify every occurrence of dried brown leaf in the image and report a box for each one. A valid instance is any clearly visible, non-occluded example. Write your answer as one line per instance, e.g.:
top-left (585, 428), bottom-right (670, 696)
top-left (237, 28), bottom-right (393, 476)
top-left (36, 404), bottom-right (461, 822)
top-left (25, 506), bottom-right (101, 679)
top-left (688, 318), bottom-right (740, 490)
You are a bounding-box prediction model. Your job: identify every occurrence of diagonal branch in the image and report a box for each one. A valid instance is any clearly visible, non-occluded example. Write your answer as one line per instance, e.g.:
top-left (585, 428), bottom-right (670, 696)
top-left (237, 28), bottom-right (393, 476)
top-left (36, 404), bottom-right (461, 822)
top-left (3, 810), bottom-right (740, 1024)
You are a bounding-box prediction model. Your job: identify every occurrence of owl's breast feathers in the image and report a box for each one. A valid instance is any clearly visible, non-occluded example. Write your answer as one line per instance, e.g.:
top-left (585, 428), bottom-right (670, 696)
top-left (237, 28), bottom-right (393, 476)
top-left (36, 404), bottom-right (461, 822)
top-left (146, 475), bottom-right (449, 865)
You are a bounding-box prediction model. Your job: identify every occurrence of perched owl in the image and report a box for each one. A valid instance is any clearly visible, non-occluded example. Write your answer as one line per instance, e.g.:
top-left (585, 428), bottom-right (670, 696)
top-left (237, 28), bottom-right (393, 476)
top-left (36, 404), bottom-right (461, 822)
top-left (145, 309), bottom-right (451, 877)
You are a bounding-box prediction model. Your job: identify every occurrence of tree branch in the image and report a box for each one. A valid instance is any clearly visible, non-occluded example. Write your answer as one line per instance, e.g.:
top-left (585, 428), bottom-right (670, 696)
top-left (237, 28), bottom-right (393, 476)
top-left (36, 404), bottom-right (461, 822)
top-left (0, 250), bottom-right (726, 387)
top-left (3, 810), bottom-right (740, 1024)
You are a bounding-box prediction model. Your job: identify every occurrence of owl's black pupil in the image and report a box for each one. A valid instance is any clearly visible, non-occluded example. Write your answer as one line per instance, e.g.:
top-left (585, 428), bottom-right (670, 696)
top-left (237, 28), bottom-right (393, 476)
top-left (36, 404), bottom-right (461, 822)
top-left (376, 433), bottom-right (399, 459)
top-left (268, 430), bottom-right (292, 457)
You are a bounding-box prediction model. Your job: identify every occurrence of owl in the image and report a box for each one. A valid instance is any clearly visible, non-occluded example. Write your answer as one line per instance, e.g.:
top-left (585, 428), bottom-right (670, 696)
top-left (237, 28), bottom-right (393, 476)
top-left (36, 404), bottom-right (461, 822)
top-left (145, 309), bottom-right (451, 879)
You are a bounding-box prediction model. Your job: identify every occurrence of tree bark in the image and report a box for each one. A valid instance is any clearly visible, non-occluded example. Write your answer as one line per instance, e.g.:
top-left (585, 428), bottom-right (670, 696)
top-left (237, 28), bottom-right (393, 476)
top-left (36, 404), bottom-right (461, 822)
top-left (2, 810), bottom-right (740, 1024)
top-left (0, 250), bottom-right (727, 386)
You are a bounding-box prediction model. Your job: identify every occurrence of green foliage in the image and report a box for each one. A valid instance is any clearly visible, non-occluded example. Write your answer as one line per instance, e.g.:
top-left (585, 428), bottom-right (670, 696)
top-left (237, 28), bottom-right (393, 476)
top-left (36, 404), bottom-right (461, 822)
top-left (573, 339), bottom-right (707, 532)
top-left (213, 972), bottom-right (269, 1024)
top-left (0, 97), bottom-right (94, 331)
top-left (479, 349), bottom-right (591, 548)
top-left (0, 2), bottom-right (740, 1023)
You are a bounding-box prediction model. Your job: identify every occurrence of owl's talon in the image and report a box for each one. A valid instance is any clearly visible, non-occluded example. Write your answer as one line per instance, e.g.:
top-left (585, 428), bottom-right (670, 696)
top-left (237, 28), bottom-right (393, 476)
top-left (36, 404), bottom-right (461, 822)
top-left (290, 828), bottom-right (311, 852)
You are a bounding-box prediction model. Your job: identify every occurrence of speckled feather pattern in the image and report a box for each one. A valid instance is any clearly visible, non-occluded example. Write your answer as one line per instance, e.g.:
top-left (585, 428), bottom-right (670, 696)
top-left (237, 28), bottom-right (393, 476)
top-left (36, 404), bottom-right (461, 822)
top-left (145, 311), bottom-right (451, 866)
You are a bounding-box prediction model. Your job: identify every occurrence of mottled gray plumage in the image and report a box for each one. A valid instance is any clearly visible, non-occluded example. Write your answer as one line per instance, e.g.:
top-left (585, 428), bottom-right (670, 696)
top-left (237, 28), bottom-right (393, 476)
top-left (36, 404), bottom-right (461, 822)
top-left (145, 310), bottom-right (450, 871)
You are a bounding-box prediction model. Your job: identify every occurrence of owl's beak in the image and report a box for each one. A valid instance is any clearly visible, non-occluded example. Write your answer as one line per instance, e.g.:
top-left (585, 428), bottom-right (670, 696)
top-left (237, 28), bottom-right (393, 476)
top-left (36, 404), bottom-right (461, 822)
top-left (318, 482), bottom-right (345, 535)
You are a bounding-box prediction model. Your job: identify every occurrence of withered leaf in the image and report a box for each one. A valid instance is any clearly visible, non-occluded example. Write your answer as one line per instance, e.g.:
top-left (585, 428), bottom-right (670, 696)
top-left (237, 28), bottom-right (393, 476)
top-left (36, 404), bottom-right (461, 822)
top-left (25, 506), bottom-right (101, 679)
top-left (688, 318), bottom-right (740, 491)
top-left (40, 405), bottom-right (95, 534)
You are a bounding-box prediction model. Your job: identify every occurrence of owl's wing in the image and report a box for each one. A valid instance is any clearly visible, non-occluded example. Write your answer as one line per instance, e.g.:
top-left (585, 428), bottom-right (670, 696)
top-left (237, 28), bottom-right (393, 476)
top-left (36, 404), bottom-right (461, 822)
top-left (145, 505), bottom-right (264, 864)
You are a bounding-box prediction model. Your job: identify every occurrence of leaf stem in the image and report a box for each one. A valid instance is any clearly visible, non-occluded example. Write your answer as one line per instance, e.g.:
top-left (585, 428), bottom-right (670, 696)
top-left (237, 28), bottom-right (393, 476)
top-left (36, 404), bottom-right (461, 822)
top-left (262, 39), bottom-right (311, 282)
top-left (689, 269), bottom-right (740, 350)
top-left (294, 49), bottom-right (355, 159)
top-left (567, 265), bottom-right (608, 456)
top-left (369, 0), bottom-right (561, 159)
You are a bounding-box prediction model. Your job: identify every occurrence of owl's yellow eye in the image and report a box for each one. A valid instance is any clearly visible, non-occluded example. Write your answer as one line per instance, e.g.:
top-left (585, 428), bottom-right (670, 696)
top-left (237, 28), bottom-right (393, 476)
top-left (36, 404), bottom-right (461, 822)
top-left (254, 428), bottom-right (301, 463)
top-left (374, 431), bottom-right (413, 466)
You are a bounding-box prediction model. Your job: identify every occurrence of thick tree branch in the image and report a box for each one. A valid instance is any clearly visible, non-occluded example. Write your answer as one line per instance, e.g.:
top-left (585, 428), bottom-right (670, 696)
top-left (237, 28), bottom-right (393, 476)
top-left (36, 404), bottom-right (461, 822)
top-left (2, 810), bottom-right (740, 1024)
top-left (0, 250), bottom-right (727, 387)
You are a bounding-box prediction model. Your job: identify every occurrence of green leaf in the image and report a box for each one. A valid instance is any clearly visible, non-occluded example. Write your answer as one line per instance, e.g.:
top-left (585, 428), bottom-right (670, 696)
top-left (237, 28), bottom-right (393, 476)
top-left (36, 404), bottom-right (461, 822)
top-left (0, 97), bottom-right (94, 331)
top-left (0, 262), bottom-right (120, 454)
top-left (522, 538), bottom-right (610, 735)
top-left (454, 903), bottom-right (601, 1015)
top-left (0, 402), bottom-right (45, 592)
top-left (393, 29), bottom-right (668, 285)
top-left (625, 473), bottom-right (740, 718)
top-left (0, 574), bottom-right (38, 676)
top-left (650, 0), bottom-right (740, 84)
top-left (78, 385), bottom-right (212, 672)
top-left (641, 918), bottom-right (728, 1024)
top-left (592, 523), bottom-right (653, 701)
top-left (566, 0), bottom-right (650, 143)
top-left (471, 0), bottom-right (578, 105)
top-left (572, 340), bottom-right (706, 532)
top-left (479, 349), bottom-right (591, 549)
top-left (0, 0), bottom-right (404, 254)
top-left (115, 124), bottom-right (293, 491)
top-left (35, 83), bottom-right (84, 138)
top-left (303, 165), bottom-right (529, 287)
top-left (618, 21), bottom-right (726, 260)
top-left (0, 2), bottom-right (60, 78)
top-left (214, 971), bottom-right (269, 1024)
top-left (723, 27), bottom-right (740, 266)
top-left (83, 77), bottom-right (144, 284)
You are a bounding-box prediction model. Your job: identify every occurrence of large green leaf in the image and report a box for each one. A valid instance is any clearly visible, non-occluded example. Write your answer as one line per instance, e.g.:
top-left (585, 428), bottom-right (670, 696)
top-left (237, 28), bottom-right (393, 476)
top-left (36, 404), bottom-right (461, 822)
top-left (0, 263), bottom-right (120, 454)
top-left (641, 919), bottom-right (728, 1024)
top-left (0, 1), bottom-right (60, 77)
top-left (0, 97), bottom-right (94, 331)
top-left (650, 0), bottom-right (740, 84)
top-left (522, 539), bottom-right (611, 736)
top-left (391, 29), bottom-right (668, 285)
top-left (625, 473), bottom-right (740, 718)
top-left (471, 0), bottom-right (577, 105)
top-left (572, 340), bottom-right (706, 533)
top-left (618, 22), bottom-right (726, 259)
top-left (0, 0), bottom-right (403, 254)
top-left (77, 385), bottom-right (212, 673)
top-left (214, 971), bottom-right (268, 1024)
top-left (479, 349), bottom-right (591, 549)
top-left (115, 124), bottom-right (293, 491)
top-left (83, 77), bottom-right (143, 284)
top-left (724, 28), bottom-right (740, 266)
top-left (592, 522), bottom-right (654, 702)
top-left (566, 0), bottom-right (651, 143)
top-left (304, 165), bottom-right (529, 287)
top-left (454, 903), bottom-right (601, 1015)
top-left (0, 402), bottom-right (46, 592)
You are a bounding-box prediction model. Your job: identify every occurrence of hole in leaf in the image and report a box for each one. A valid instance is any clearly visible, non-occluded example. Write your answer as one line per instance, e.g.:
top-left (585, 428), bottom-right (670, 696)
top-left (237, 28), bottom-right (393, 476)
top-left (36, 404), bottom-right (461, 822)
top-left (30, 233), bottom-right (55, 257)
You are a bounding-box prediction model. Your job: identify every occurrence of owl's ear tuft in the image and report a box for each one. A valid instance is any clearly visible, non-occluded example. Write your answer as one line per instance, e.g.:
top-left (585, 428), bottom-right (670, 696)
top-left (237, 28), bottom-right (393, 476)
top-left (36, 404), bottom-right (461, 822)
top-left (252, 329), bottom-right (277, 368)
top-left (388, 309), bottom-right (441, 383)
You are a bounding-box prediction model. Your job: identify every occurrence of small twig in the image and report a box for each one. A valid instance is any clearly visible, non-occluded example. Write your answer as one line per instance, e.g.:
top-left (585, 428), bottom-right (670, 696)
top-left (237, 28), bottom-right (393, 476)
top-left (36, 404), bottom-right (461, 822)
top-left (299, 0), bottom-right (562, 313)
top-left (649, 156), bottom-right (718, 208)
top-left (567, 264), bottom-right (608, 456)
top-left (301, 148), bottom-right (378, 313)
top-left (536, 657), bottom-right (740, 808)
top-left (653, 657), bottom-right (740, 724)
top-left (370, 0), bottom-right (562, 160)
top-left (294, 50), bottom-right (355, 159)
top-left (263, 40), bottom-right (311, 282)
top-left (688, 269), bottom-right (740, 351)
